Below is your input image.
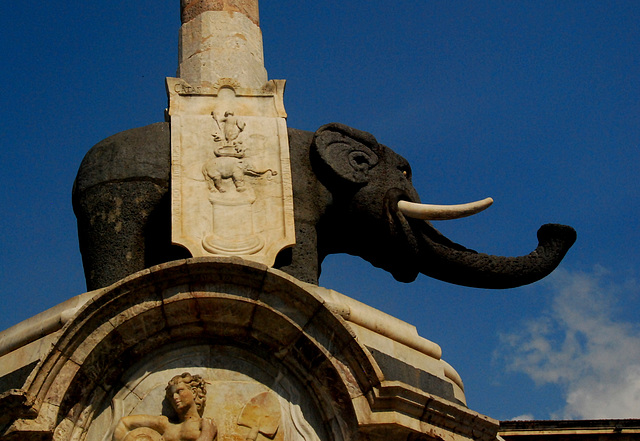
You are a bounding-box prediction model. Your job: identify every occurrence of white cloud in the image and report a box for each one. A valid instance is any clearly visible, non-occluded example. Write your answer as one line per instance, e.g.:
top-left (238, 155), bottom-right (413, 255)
top-left (500, 266), bottom-right (640, 419)
top-left (511, 414), bottom-right (535, 421)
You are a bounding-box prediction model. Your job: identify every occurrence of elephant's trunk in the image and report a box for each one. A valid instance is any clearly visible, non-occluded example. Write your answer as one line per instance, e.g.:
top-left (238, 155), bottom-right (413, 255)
top-left (415, 220), bottom-right (577, 289)
top-left (385, 189), bottom-right (576, 289)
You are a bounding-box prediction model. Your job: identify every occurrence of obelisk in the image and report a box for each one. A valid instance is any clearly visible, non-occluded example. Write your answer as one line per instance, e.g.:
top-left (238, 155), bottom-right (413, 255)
top-left (178, 0), bottom-right (267, 88)
top-left (167, 0), bottom-right (295, 266)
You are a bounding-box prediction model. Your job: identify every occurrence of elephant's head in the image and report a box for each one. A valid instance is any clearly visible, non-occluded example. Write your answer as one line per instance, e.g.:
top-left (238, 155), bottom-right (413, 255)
top-left (280, 123), bottom-right (576, 288)
top-left (73, 122), bottom-right (575, 290)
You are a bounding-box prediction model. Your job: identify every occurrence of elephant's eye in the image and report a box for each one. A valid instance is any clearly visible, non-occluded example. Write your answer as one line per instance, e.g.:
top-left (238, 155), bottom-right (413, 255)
top-left (400, 165), bottom-right (412, 181)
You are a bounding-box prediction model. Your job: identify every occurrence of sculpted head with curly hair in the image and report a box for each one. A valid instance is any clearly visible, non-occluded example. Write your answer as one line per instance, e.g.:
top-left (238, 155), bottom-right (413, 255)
top-left (166, 372), bottom-right (208, 417)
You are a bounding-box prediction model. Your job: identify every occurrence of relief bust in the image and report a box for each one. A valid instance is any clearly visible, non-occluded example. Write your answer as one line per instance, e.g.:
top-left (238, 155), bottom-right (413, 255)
top-left (113, 373), bottom-right (217, 441)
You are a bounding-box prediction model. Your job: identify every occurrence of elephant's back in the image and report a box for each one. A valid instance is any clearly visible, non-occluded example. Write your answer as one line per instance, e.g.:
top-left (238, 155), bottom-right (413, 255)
top-left (74, 122), bottom-right (171, 192)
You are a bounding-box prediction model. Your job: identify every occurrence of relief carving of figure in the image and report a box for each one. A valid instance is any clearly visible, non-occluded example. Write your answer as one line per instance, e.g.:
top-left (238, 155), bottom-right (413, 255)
top-left (215, 111), bottom-right (245, 146)
top-left (203, 111), bottom-right (277, 193)
top-left (112, 373), bottom-right (217, 441)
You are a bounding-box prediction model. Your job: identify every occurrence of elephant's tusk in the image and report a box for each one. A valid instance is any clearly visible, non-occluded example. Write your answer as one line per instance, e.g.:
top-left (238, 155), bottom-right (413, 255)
top-left (397, 197), bottom-right (494, 221)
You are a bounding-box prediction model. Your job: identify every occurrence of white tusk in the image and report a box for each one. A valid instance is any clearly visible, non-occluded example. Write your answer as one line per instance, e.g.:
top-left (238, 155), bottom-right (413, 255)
top-left (397, 197), bottom-right (494, 221)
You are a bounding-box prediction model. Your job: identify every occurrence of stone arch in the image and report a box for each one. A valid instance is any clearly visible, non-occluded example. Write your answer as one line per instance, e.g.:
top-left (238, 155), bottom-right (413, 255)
top-left (16, 258), bottom-right (383, 441)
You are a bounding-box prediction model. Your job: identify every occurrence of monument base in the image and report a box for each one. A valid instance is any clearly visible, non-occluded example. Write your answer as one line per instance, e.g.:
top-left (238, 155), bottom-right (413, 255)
top-left (0, 258), bottom-right (499, 441)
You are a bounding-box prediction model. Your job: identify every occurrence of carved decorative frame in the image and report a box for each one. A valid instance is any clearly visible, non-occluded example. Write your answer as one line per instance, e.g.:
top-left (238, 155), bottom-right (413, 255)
top-left (167, 78), bottom-right (295, 267)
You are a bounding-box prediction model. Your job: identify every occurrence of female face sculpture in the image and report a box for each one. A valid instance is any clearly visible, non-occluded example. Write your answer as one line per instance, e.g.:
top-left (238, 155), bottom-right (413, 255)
top-left (165, 373), bottom-right (207, 418)
top-left (168, 382), bottom-right (196, 414)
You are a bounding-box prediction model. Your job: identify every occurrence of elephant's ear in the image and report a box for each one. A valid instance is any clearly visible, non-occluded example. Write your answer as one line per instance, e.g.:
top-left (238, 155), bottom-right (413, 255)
top-left (312, 123), bottom-right (380, 185)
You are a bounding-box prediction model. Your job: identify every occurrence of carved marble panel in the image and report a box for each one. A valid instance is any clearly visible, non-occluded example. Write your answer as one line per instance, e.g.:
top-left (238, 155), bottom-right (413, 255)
top-left (167, 78), bottom-right (295, 266)
top-left (87, 344), bottom-right (327, 441)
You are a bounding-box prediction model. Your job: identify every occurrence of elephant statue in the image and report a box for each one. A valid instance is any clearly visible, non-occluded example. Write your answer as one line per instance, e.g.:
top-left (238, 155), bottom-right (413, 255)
top-left (73, 122), bottom-right (576, 291)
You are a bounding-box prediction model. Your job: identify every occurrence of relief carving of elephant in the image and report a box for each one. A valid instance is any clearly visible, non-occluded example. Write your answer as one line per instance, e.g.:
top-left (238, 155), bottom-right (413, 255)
top-left (73, 122), bottom-right (575, 291)
top-left (202, 146), bottom-right (277, 193)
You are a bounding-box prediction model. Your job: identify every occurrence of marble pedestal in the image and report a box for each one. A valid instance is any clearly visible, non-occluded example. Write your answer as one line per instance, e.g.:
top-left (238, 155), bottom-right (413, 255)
top-left (0, 258), bottom-right (499, 441)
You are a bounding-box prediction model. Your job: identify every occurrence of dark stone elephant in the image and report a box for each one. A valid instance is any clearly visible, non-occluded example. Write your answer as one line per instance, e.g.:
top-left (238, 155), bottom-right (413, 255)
top-left (73, 122), bottom-right (576, 291)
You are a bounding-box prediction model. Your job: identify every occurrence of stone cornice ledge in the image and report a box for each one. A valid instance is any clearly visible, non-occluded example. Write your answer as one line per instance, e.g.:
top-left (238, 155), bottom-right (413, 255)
top-left (0, 290), bottom-right (98, 358)
top-left (358, 381), bottom-right (499, 441)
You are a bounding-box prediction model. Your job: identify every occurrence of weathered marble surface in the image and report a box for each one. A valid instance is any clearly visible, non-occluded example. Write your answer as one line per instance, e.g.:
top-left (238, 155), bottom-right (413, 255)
top-left (178, 11), bottom-right (267, 89)
top-left (167, 78), bottom-right (294, 267)
top-left (89, 349), bottom-right (324, 441)
top-left (0, 258), bottom-right (498, 441)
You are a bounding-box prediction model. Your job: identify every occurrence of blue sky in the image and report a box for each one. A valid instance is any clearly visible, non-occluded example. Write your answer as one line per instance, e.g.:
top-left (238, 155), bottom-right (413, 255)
top-left (2, 1), bottom-right (639, 421)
